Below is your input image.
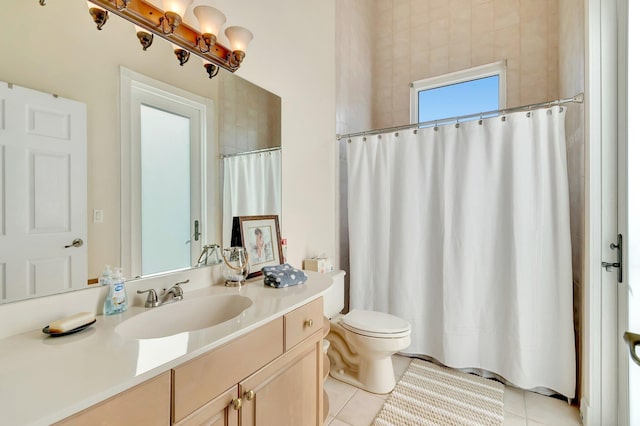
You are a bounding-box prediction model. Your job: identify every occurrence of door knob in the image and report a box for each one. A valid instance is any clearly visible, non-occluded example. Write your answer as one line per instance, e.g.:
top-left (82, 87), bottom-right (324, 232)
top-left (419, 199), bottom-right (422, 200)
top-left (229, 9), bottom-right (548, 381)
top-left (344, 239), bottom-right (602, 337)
top-left (244, 389), bottom-right (255, 401)
top-left (64, 238), bottom-right (84, 248)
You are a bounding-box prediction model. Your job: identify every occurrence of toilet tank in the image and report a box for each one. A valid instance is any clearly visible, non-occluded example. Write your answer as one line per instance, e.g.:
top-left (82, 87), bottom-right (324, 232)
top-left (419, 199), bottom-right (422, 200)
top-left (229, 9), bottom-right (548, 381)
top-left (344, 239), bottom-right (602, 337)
top-left (323, 270), bottom-right (345, 318)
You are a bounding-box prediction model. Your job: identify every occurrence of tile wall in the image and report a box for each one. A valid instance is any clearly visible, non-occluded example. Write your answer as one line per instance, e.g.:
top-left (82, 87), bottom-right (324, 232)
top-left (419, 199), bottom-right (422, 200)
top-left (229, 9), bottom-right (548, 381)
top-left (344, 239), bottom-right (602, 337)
top-left (218, 71), bottom-right (282, 156)
top-left (372, 0), bottom-right (560, 128)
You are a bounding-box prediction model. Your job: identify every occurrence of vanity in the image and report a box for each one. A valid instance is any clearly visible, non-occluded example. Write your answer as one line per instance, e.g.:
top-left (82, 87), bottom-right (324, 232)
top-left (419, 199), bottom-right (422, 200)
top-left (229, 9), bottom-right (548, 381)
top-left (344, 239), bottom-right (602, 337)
top-left (0, 272), bottom-right (332, 425)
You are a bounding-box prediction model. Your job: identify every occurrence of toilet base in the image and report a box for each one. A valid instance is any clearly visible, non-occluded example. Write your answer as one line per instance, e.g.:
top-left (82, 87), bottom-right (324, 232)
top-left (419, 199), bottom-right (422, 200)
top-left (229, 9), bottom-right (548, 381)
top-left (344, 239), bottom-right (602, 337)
top-left (329, 355), bottom-right (397, 394)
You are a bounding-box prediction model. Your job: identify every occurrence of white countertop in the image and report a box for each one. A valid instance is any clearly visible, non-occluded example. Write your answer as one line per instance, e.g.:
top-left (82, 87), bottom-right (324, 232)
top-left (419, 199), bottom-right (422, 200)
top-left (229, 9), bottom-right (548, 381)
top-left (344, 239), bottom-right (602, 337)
top-left (0, 272), bottom-right (333, 426)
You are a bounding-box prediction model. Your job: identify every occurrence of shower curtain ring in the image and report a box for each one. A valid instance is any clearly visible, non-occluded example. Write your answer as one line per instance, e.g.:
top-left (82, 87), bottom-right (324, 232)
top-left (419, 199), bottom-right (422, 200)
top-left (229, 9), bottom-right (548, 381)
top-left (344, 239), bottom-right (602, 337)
top-left (478, 114), bottom-right (483, 125)
top-left (455, 118), bottom-right (460, 129)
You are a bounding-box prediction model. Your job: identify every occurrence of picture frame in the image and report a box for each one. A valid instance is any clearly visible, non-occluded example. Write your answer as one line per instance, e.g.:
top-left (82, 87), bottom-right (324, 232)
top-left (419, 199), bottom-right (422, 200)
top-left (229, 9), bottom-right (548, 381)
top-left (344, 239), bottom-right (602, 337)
top-left (238, 215), bottom-right (283, 278)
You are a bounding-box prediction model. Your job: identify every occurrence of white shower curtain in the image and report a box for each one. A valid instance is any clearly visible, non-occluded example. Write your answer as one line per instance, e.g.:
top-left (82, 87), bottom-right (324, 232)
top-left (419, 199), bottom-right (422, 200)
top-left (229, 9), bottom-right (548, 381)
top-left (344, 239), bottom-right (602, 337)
top-left (347, 106), bottom-right (576, 398)
top-left (222, 150), bottom-right (282, 247)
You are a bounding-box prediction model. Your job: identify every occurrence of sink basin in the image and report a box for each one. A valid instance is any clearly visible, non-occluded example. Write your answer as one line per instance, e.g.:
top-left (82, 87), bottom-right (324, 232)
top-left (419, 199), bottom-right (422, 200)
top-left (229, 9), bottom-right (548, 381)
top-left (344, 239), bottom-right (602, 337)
top-left (115, 294), bottom-right (253, 339)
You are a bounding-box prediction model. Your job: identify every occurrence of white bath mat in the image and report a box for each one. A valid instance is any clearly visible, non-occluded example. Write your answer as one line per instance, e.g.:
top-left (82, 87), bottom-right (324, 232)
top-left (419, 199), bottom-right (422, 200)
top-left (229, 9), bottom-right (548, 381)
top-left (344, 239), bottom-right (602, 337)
top-left (372, 359), bottom-right (504, 426)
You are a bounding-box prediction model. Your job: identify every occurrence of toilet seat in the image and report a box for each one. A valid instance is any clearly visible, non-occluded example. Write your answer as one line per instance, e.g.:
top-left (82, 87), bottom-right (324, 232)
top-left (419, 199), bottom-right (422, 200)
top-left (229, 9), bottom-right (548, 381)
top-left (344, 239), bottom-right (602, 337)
top-left (340, 309), bottom-right (411, 338)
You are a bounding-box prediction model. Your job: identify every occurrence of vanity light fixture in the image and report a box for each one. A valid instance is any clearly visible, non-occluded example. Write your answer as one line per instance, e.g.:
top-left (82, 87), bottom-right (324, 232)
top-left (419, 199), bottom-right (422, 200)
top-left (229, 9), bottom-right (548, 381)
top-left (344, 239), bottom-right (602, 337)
top-left (134, 25), bottom-right (153, 50)
top-left (172, 43), bottom-right (190, 66)
top-left (225, 26), bottom-right (254, 67)
top-left (160, 0), bottom-right (192, 35)
top-left (86, 1), bottom-right (108, 30)
top-left (75, 0), bottom-right (253, 75)
top-left (203, 60), bottom-right (220, 79)
top-left (193, 6), bottom-right (226, 54)
top-left (114, 0), bottom-right (131, 10)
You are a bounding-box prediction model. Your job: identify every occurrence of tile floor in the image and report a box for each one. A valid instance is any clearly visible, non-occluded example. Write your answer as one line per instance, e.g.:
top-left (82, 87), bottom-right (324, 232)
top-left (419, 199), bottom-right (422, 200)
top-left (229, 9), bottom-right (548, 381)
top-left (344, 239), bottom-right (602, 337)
top-left (324, 355), bottom-right (582, 426)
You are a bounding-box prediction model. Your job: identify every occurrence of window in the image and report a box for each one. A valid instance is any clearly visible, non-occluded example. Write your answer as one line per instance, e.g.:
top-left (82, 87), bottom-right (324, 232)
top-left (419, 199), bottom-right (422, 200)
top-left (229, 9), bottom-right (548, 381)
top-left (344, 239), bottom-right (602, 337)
top-left (410, 61), bottom-right (506, 124)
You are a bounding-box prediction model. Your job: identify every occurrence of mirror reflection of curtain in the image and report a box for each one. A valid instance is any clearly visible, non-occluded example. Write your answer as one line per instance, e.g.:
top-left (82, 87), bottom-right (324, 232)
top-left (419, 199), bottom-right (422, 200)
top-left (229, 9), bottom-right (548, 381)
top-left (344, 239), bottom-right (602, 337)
top-left (222, 150), bottom-right (282, 248)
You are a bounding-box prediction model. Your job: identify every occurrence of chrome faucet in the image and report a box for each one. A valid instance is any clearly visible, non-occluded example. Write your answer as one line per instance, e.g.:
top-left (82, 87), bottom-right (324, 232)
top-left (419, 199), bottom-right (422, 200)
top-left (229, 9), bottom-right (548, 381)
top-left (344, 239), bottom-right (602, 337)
top-left (137, 288), bottom-right (160, 308)
top-left (196, 244), bottom-right (222, 267)
top-left (137, 279), bottom-right (189, 308)
top-left (160, 279), bottom-right (189, 304)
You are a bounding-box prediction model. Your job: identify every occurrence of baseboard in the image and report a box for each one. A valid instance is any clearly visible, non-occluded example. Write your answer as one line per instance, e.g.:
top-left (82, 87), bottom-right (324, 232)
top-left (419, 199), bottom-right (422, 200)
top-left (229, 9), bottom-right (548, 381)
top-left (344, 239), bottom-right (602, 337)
top-left (580, 397), bottom-right (590, 425)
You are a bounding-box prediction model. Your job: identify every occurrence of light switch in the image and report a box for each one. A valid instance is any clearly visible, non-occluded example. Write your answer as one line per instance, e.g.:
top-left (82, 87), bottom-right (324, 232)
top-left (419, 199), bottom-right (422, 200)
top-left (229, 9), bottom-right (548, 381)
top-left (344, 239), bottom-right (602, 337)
top-left (93, 209), bottom-right (104, 223)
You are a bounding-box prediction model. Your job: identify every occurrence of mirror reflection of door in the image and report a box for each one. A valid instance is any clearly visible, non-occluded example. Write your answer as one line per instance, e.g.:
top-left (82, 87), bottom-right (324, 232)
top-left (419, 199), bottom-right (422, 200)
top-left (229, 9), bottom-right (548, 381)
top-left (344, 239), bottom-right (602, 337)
top-left (122, 69), bottom-right (211, 278)
top-left (0, 82), bottom-right (87, 302)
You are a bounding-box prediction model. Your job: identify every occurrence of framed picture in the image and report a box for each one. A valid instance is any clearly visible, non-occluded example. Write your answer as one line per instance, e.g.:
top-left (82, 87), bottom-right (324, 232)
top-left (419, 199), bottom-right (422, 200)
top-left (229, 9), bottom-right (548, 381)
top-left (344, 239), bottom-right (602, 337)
top-left (239, 215), bottom-right (283, 277)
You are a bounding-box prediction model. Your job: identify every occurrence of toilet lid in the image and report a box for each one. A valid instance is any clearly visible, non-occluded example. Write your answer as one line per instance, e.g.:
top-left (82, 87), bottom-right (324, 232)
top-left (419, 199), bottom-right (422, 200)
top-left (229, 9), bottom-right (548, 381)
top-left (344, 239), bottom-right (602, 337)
top-left (340, 310), bottom-right (411, 338)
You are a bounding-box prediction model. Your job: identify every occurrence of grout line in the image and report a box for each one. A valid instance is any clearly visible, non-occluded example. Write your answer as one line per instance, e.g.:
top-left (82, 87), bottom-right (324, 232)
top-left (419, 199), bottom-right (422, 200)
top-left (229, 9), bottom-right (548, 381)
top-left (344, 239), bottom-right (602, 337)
top-left (334, 391), bottom-right (360, 425)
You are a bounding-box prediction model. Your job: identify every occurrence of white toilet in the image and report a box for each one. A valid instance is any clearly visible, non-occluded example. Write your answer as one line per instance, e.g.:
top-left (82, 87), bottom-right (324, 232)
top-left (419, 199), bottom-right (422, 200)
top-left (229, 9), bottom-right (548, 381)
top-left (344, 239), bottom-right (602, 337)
top-left (323, 271), bottom-right (411, 394)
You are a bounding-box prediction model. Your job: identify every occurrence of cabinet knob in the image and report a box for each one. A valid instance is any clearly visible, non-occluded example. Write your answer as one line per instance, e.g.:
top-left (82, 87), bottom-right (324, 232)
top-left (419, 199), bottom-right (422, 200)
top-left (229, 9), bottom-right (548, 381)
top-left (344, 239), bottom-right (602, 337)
top-left (244, 389), bottom-right (255, 401)
top-left (304, 319), bottom-right (314, 328)
top-left (230, 398), bottom-right (243, 410)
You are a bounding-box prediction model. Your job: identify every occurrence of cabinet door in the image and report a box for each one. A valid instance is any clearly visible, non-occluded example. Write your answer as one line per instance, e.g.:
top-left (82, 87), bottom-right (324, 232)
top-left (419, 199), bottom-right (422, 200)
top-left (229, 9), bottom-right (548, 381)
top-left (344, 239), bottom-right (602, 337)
top-left (239, 329), bottom-right (323, 426)
top-left (173, 318), bottom-right (283, 423)
top-left (55, 372), bottom-right (171, 426)
top-left (175, 385), bottom-right (239, 426)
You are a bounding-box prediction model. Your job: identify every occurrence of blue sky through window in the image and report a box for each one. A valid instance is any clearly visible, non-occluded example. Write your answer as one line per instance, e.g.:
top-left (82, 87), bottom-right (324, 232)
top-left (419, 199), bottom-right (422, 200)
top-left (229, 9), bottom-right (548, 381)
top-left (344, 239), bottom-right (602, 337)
top-left (417, 75), bottom-right (500, 123)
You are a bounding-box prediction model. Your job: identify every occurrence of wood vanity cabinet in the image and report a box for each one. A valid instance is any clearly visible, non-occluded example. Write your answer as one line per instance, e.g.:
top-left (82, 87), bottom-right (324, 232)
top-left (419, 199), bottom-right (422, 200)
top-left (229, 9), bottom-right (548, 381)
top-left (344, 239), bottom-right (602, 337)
top-left (174, 297), bottom-right (325, 426)
top-left (56, 297), bottom-right (324, 426)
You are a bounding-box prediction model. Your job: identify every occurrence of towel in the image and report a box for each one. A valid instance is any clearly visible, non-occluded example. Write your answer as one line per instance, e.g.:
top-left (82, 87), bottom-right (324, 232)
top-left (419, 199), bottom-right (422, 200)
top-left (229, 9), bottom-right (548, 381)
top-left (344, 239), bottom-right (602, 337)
top-left (262, 264), bottom-right (308, 288)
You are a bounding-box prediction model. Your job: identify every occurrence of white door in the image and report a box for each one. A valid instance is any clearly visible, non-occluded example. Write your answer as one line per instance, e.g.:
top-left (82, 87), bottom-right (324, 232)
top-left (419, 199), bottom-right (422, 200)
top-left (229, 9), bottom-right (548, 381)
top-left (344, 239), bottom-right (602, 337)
top-left (620, 0), bottom-right (639, 423)
top-left (0, 82), bottom-right (87, 302)
top-left (121, 70), bottom-right (206, 279)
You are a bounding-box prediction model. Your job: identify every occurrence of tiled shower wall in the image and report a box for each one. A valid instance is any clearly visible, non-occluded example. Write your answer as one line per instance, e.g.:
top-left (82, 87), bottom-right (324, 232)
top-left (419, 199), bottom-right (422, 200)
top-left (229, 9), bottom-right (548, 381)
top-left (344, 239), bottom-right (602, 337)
top-left (336, 0), bottom-right (375, 311)
top-left (372, 0), bottom-right (560, 128)
top-left (336, 0), bottom-right (374, 136)
top-left (218, 71), bottom-right (282, 156)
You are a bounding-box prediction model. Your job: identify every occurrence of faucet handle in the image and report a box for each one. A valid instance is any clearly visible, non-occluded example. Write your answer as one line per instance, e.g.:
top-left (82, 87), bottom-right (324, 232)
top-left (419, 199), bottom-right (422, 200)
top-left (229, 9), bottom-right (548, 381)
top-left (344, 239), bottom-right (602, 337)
top-left (175, 279), bottom-right (189, 295)
top-left (162, 279), bottom-right (189, 300)
top-left (137, 288), bottom-right (159, 308)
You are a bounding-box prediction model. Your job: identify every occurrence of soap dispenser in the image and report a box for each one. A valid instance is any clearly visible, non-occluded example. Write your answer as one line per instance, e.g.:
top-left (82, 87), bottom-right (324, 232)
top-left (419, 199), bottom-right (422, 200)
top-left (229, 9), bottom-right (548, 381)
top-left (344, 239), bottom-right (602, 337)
top-left (98, 265), bottom-right (112, 286)
top-left (104, 267), bottom-right (128, 315)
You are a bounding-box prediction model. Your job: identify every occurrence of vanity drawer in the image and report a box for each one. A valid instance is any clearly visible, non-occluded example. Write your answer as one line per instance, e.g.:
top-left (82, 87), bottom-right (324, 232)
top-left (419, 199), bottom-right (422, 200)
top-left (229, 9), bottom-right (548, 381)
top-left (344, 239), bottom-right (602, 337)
top-left (172, 318), bottom-right (284, 424)
top-left (284, 297), bottom-right (324, 351)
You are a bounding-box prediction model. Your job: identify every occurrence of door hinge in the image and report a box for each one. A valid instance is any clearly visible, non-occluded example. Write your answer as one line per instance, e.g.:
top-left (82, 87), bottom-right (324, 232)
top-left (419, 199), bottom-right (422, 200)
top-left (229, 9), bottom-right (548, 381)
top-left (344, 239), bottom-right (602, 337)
top-left (601, 234), bottom-right (622, 283)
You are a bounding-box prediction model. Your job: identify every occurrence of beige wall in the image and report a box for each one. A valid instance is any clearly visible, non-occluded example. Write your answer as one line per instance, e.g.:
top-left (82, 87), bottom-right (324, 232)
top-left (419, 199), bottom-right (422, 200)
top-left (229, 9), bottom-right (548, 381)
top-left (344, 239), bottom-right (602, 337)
top-left (559, 0), bottom-right (585, 402)
top-left (372, 0), bottom-right (560, 128)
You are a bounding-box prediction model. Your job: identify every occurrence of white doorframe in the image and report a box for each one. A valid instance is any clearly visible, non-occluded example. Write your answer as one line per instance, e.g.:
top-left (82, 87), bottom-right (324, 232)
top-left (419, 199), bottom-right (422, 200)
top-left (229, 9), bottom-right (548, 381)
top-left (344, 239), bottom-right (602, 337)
top-left (616, 2), bottom-right (630, 425)
top-left (583, 0), bottom-right (619, 424)
top-left (119, 67), bottom-right (216, 278)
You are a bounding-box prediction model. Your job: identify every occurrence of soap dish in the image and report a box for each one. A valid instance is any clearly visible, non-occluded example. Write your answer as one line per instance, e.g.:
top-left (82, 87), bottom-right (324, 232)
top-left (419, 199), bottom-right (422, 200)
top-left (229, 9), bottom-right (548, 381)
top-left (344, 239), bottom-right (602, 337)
top-left (42, 319), bottom-right (97, 337)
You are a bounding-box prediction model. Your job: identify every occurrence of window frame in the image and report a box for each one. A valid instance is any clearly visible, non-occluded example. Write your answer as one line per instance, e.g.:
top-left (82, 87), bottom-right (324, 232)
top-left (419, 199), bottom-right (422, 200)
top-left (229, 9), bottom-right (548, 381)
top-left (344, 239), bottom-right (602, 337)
top-left (409, 61), bottom-right (507, 124)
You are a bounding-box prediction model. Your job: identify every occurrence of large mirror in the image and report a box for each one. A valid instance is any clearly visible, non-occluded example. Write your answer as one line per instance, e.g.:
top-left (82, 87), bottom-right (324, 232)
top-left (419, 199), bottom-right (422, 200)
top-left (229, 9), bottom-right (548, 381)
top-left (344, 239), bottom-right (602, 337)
top-left (0, 1), bottom-right (281, 303)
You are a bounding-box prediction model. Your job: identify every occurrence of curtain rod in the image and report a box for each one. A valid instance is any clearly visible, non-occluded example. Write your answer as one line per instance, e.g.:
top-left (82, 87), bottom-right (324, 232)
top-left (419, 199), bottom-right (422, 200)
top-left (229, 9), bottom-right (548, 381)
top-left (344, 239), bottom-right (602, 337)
top-left (220, 146), bottom-right (281, 159)
top-left (336, 92), bottom-right (584, 141)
